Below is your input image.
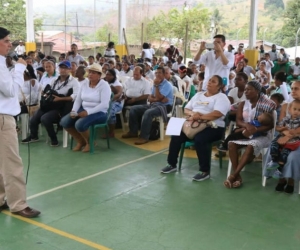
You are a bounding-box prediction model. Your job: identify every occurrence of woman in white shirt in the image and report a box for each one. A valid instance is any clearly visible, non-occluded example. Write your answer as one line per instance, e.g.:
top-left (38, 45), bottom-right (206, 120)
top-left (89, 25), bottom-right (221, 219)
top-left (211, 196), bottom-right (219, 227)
top-left (20, 64), bottom-right (41, 117)
top-left (104, 42), bottom-right (116, 61)
top-left (39, 60), bottom-right (58, 89)
top-left (161, 75), bottom-right (231, 181)
top-left (60, 63), bottom-right (111, 152)
top-left (119, 61), bottom-right (133, 77)
top-left (104, 68), bottom-right (123, 138)
top-left (141, 43), bottom-right (153, 60)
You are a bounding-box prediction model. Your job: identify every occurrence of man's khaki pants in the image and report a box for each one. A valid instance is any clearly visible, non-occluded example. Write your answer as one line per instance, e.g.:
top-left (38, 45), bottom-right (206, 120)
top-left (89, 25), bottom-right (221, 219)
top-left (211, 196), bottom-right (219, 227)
top-left (0, 114), bottom-right (27, 212)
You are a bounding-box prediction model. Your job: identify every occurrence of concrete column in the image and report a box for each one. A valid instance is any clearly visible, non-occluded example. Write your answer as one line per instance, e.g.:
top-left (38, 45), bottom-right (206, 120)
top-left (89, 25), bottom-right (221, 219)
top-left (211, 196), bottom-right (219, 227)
top-left (249, 0), bottom-right (258, 49)
top-left (118, 0), bottom-right (126, 44)
top-left (25, 0), bottom-right (36, 52)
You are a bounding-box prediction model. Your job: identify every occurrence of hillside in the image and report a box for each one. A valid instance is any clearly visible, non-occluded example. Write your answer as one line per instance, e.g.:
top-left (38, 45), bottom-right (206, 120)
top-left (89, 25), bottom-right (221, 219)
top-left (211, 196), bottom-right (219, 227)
top-left (34, 0), bottom-right (289, 43)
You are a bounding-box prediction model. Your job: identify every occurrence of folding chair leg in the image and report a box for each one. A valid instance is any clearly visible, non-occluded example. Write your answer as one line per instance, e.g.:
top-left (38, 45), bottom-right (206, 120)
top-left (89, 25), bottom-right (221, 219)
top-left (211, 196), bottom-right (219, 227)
top-left (227, 160), bottom-right (232, 178)
top-left (119, 113), bottom-right (126, 132)
top-left (63, 129), bottom-right (68, 148)
top-left (89, 127), bottom-right (95, 154)
top-left (159, 118), bottom-right (164, 140)
top-left (20, 113), bottom-right (29, 140)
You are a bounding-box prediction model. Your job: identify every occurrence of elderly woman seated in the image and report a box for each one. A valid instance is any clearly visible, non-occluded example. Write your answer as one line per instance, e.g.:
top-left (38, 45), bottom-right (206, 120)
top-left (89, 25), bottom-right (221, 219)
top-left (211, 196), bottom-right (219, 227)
top-left (60, 64), bottom-right (111, 152)
top-left (160, 75), bottom-right (231, 181)
top-left (222, 81), bottom-right (276, 188)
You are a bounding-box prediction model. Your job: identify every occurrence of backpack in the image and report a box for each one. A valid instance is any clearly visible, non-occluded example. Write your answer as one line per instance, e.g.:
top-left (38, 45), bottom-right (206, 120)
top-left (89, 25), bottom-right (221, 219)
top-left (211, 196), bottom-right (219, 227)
top-left (149, 120), bottom-right (160, 140)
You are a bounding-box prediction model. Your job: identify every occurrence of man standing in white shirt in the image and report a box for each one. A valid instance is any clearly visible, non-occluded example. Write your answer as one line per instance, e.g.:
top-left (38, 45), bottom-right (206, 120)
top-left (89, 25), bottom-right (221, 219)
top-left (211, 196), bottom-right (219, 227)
top-left (67, 43), bottom-right (87, 66)
top-left (194, 34), bottom-right (234, 91)
top-left (171, 55), bottom-right (185, 74)
top-left (14, 40), bottom-right (25, 56)
top-left (0, 27), bottom-right (40, 218)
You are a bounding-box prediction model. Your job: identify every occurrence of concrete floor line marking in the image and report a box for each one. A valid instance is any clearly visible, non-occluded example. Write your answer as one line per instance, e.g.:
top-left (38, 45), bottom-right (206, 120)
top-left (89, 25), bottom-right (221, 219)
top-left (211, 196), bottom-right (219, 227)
top-left (2, 211), bottom-right (111, 250)
top-left (27, 148), bottom-right (168, 200)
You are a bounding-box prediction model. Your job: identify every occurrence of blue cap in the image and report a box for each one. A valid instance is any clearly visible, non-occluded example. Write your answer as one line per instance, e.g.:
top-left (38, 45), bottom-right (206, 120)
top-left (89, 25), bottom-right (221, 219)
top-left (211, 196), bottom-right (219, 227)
top-left (58, 60), bottom-right (71, 69)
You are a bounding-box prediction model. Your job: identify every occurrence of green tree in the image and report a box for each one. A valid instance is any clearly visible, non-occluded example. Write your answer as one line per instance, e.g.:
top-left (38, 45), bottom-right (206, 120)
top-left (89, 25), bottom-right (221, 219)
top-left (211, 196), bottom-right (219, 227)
top-left (0, 0), bottom-right (42, 41)
top-left (273, 0), bottom-right (300, 47)
top-left (211, 9), bottom-right (229, 36)
top-left (264, 0), bottom-right (284, 9)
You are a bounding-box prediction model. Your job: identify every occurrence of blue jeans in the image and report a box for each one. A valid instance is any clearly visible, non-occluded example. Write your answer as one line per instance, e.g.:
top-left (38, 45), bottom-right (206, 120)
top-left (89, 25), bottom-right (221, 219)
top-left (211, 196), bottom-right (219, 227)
top-left (60, 108), bottom-right (107, 132)
top-left (129, 104), bottom-right (171, 140)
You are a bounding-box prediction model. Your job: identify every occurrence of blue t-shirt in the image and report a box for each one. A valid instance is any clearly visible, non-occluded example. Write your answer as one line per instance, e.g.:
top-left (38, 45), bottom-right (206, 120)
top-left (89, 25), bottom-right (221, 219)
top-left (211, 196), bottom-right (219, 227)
top-left (250, 120), bottom-right (262, 138)
top-left (151, 79), bottom-right (174, 106)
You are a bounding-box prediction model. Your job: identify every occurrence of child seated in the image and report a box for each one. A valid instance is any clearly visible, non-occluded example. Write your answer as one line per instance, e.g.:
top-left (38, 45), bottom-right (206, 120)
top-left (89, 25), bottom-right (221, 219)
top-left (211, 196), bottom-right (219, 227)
top-left (267, 99), bottom-right (300, 178)
top-left (270, 93), bottom-right (284, 136)
top-left (218, 112), bottom-right (274, 151)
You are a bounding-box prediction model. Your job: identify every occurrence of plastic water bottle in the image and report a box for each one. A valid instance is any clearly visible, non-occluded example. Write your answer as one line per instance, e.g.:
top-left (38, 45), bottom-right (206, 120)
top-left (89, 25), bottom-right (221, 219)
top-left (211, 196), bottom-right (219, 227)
top-left (222, 77), bottom-right (227, 86)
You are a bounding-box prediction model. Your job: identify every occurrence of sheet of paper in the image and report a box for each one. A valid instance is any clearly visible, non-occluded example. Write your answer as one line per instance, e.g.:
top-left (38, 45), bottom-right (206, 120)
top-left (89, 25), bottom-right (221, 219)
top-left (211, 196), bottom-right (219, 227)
top-left (166, 117), bottom-right (186, 136)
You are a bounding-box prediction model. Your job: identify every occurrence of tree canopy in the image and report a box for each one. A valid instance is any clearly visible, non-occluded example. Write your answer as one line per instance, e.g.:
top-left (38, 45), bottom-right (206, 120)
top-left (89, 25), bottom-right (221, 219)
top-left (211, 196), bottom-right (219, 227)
top-left (0, 0), bottom-right (42, 41)
top-left (273, 0), bottom-right (300, 47)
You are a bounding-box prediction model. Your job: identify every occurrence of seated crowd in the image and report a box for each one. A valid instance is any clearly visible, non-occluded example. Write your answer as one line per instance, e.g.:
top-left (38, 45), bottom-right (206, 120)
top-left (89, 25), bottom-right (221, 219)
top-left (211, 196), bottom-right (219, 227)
top-left (9, 38), bottom-right (300, 194)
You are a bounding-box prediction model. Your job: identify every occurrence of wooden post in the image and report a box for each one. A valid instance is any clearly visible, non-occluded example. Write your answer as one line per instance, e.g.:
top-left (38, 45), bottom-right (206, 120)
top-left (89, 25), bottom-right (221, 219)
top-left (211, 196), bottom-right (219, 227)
top-left (123, 28), bottom-right (130, 55)
top-left (184, 23), bottom-right (188, 64)
top-left (41, 32), bottom-right (44, 53)
top-left (141, 23), bottom-right (144, 46)
top-left (108, 33), bottom-right (111, 43)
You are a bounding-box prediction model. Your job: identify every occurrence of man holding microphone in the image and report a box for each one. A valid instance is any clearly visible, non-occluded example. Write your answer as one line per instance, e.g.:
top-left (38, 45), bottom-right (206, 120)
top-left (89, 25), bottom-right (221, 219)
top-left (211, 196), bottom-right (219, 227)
top-left (0, 27), bottom-right (40, 218)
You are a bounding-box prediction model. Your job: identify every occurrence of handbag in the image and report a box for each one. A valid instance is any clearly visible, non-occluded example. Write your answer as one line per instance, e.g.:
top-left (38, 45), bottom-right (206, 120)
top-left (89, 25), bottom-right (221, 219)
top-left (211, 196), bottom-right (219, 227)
top-left (182, 119), bottom-right (217, 139)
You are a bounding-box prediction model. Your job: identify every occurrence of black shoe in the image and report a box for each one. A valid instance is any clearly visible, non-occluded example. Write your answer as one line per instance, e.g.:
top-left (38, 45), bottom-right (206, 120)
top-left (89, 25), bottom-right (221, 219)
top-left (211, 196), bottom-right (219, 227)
top-left (275, 181), bottom-right (287, 192)
top-left (284, 185), bottom-right (294, 194)
top-left (161, 165), bottom-right (177, 174)
top-left (50, 140), bottom-right (59, 147)
top-left (0, 201), bottom-right (9, 212)
top-left (192, 172), bottom-right (210, 182)
top-left (21, 136), bottom-right (39, 144)
top-left (217, 143), bottom-right (227, 152)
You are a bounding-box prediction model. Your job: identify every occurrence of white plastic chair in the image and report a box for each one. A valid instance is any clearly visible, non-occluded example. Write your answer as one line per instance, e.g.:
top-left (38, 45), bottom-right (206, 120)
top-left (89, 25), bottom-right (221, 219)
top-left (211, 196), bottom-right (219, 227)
top-left (158, 94), bottom-right (177, 140)
top-left (226, 111), bottom-right (277, 187)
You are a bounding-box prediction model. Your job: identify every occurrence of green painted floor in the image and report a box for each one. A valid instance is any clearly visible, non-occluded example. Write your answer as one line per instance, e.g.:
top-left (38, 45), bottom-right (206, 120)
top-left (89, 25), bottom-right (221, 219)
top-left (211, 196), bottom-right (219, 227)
top-left (1, 129), bottom-right (300, 250)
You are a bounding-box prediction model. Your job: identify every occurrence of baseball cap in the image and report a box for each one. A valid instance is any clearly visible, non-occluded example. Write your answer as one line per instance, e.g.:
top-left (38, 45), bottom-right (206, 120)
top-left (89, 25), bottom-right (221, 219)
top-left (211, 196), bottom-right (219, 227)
top-left (145, 62), bottom-right (152, 67)
top-left (58, 60), bottom-right (71, 69)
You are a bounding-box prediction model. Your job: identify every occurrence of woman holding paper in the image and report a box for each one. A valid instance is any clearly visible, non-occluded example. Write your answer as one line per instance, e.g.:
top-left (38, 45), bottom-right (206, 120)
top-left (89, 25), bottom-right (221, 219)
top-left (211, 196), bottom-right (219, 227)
top-left (161, 75), bottom-right (231, 181)
top-left (267, 72), bottom-right (291, 101)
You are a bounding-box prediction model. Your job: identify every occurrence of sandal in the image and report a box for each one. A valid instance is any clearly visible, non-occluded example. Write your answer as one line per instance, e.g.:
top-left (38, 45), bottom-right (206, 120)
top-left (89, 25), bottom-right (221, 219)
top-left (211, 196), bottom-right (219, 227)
top-left (223, 175), bottom-right (236, 189)
top-left (232, 175), bottom-right (243, 188)
top-left (284, 185), bottom-right (294, 194)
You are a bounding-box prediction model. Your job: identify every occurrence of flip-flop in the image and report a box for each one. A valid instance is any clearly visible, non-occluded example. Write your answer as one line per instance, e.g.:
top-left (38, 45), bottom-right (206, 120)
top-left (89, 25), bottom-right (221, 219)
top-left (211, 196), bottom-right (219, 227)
top-left (223, 175), bottom-right (235, 189)
top-left (232, 176), bottom-right (243, 188)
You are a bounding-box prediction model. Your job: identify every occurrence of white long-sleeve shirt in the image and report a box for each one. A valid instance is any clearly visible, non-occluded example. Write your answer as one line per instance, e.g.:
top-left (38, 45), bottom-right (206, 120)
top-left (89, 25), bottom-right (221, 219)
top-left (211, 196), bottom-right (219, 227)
top-left (194, 50), bottom-right (234, 90)
top-left (48, 75), bottom-right (79, 101)
top-left (0, 55), bottom-right (26, 116)
top-left (72, 79), bottom-right (111, 115)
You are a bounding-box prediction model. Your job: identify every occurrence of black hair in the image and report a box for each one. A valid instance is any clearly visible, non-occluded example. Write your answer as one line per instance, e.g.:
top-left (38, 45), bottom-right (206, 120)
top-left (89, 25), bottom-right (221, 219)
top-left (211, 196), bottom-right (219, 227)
top-left (178, 55), bottom-right (183, 60)
top-left (108, 42), bottom-right (114, 48)
top-left (236, 72), bottom-right (248, 82)
top-left (25, 64), bottom-right (37, 79)
top-left (136, 63), bottom-right (145, 76)
top-left (260, 112), bottom-right (274, 125)
top-left (142, 42), bottom-right (150, 49)
top-left (156, 66), bottom-right (165, 74)
top-left (0, 27), bottom-right (10, 39)
top-left (274, 71), bottom-right (287, 82)
top-left (213, 34), bottom-right (226, 43)
top-left (71, 43), bottom-right (78, 47)
top-left (243, 58), bottom-right (248, 63)
top-left (88, 55), bottom-right (95, 59)
top-left (106, 69), bottom-right (117, 83)
top-left (115, 55), bottom-right (120, 59)
top-left (199, 72), bottom-right (205, 80)
top-left (270, 93), bottom-right (284, 104)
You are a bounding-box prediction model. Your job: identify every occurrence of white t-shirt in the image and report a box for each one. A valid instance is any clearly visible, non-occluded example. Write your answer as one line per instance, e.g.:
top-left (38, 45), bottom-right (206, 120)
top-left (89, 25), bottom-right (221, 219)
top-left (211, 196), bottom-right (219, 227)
top-left (243, 65), bottom-right (254, 77)
top-left (195, 50), bottom-right (234, 91)
top-left (185, 92), bottom-right (231, 127)
top-left (291, 64), bottom-right (300, 75)
top-left (228, 87), bottom-right (246, 104)
top-left (104, 48), bottom-right (115, 58)
top-left (142, 49), bottom-right (153, 60)
top-left (119, 70), bottom-right (133, 77)
top-left (67, 54), bottom-right (85, 66)
top-left (15, 45), bottom-right (25, 55)
top-left (78, 78), bottom-right (89, 86)
top-left (145, 70), bottom-right (155, 80)
top-left (172, 62), bottom-right (185, 71)
top-left (49, 76), bottom-right (79, 101)
top-left (39, 71), bottom-right (59, 89)
top-left (228, 70), bottom-right (236, 89)
top-left (150, 48), bottom-right (155, 56)
top-left (123, 77), bottom-right (151, 98)
top-left (72, 79), bottom-right (111, 115)
top-left (21, 79), bottom-right (41, 105)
